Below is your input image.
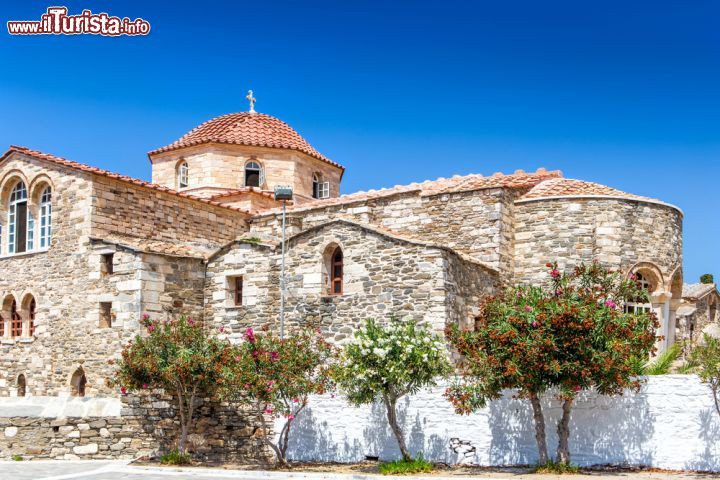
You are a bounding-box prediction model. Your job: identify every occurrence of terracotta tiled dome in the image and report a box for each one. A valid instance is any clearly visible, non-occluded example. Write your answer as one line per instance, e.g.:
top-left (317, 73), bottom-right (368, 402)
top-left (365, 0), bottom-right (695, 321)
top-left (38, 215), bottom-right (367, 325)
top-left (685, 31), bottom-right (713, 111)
top-left (149, 112), bottom-right (341, 169)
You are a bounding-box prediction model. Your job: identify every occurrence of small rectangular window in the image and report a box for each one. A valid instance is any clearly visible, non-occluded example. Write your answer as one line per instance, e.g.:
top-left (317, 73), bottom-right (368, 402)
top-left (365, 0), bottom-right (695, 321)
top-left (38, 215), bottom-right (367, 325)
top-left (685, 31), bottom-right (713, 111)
top-left (319, 181), bottom-right (330, 199)
top-left (99, 302), bottom-right (112, 328)
top-left (234, 277), bottom-right (243, 306)
top-left (101, 253), bottom-right (114, 275)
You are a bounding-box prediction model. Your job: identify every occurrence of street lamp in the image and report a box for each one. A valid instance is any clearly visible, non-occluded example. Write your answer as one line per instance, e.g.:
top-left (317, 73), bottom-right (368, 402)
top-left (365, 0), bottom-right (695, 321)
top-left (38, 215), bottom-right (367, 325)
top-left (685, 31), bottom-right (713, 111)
top-left (274, 186), bottom-right (293, 339)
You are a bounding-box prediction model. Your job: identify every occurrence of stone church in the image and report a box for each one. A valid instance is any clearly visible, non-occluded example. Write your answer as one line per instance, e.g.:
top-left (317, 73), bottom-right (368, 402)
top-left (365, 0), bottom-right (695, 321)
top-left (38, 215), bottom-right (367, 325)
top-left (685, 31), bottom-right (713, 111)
top-left (0, 98), bottom-right (686, 399)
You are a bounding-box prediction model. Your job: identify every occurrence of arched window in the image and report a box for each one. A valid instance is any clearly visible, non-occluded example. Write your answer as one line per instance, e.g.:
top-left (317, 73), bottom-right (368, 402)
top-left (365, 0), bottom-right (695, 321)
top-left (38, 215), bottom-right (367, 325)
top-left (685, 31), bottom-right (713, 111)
top-left (244, 161), bottom-right (263, 188)
top-left (8, 181), bottom-right (29, 254)
top-left (0, 313), bottom-right (4, 338)
top-left (177, 161), bottom-right (189, 189)
top-left (39, 187), bottom-right (52, 249)
top-left (17, 374), bottom-right (26, 397)
top-left (330, 247), bottom-right (343, 295)
top-left (28, 297), bottom-right (36, 336)
top-left (10, 299), bottom-right (22, 338)
top-left (625, 272), bottom-right (653, 314)
top-left (312, 173), bottom-right (330, 199)
top-left (71, 367), bottom-right (87, 397)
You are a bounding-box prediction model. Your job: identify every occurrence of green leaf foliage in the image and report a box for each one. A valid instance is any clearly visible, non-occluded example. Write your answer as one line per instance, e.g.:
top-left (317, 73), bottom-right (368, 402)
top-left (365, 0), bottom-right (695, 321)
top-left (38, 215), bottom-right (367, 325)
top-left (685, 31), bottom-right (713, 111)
top-left (446, 262), bottom-right (660, 412)
top-left (334, 318), bottom-right (452, 405)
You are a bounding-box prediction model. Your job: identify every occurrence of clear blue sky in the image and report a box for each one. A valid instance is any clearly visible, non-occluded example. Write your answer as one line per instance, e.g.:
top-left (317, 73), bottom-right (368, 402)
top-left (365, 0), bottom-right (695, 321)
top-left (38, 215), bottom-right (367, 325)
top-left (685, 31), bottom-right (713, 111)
top-left (1, 1), bottom-right (718, 281)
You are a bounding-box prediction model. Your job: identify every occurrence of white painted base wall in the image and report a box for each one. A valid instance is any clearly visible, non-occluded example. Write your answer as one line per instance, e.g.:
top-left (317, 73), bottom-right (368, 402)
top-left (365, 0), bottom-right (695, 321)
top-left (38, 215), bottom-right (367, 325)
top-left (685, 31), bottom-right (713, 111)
top-left (275, 375), bottom-right (720, 471)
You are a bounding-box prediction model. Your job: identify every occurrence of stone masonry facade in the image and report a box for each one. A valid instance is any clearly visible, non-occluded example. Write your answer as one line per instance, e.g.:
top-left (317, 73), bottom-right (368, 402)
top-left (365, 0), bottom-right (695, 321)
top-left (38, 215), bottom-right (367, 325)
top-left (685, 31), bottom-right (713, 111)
top-left (0, 107), bottom-right (694, 461)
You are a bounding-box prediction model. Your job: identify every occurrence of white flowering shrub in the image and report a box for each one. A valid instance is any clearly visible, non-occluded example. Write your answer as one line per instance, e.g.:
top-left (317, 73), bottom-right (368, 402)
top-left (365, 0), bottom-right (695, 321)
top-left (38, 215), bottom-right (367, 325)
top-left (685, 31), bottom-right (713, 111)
top-left (334, 318), bottom-right (452, 460)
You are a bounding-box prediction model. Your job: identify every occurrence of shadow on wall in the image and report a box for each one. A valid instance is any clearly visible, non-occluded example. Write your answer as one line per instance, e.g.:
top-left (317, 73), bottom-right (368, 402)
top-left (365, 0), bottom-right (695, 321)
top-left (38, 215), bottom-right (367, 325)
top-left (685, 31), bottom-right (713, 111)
top-left (488, 389), bottom-right (655, 466)
top-left (286, 397), bottom-right (449, 462)
top-left (685, 407), bottom-right (720, 471)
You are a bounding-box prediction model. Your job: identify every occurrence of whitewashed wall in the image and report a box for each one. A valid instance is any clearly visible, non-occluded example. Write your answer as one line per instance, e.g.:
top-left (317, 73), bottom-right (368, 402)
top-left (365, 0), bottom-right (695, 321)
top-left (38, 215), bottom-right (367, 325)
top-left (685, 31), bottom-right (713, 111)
top-left (275, 375), bottom-right (720, 471)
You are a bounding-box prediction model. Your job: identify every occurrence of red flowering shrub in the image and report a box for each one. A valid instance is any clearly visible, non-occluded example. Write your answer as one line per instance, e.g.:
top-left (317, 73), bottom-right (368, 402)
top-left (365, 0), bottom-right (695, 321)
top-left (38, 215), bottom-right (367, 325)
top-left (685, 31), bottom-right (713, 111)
top-left (446, 262), bottom-right (658, 465)
top-left (111, 315), bottom-right (235, 455)
top-left (223, 327), bottom-right (334, 466)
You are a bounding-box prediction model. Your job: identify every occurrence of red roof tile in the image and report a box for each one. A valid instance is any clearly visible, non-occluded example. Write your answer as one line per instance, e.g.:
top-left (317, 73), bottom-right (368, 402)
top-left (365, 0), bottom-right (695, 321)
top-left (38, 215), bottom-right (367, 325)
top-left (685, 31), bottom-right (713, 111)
top-left (1, 146), bottom-right (251, 215)
top-left (520, 178), bottom-right (655, 201)
top-left (256, 168), bottom-right (563, 216)
top-left (148, 112), bottom-right (342, 170)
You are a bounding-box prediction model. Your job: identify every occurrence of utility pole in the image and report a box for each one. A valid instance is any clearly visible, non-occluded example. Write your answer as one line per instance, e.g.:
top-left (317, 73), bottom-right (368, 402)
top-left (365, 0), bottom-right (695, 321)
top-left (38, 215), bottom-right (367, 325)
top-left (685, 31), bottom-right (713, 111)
top-left (274, 186), bottom-right (293, 339)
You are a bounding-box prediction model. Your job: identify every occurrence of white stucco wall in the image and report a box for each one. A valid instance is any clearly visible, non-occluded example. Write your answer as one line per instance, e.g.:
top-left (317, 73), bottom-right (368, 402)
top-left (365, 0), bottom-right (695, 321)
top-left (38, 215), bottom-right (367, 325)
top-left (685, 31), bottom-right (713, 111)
top-left (275, 375), bottom-right (720, 471)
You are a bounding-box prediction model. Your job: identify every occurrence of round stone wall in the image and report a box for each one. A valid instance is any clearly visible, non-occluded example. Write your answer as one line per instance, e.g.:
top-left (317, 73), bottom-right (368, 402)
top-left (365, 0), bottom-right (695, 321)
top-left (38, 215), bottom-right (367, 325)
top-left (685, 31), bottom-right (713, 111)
top-left (513, 196), bottom-right (682, 288)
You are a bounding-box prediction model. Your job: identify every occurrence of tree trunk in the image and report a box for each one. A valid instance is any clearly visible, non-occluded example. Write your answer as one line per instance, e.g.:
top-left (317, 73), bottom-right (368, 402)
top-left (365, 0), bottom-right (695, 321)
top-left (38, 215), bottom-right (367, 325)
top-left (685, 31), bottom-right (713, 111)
top-left (279, 402), bottom-right (305, 462)
top-left (712, 384), bottom-right (720, 419)
top-left (176, 387), bottom-right (188, 455)
top-left (529, 392), bottom-right (549, 465)
top-left (255, 401), bottom-right (286, 467)
top-left (556, 397), bottom-right (573, 465)
top-left (383, 394), bottom-right (411, 461)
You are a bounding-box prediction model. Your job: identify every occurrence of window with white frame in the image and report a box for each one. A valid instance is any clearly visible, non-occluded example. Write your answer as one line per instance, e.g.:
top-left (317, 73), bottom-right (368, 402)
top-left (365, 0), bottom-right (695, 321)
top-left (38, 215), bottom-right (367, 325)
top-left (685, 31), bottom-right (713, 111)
top-left (8, 181), bottom-right (28, 254)
top-left (177, 161), bottom-right (189, 189)
top-left (244, 161), bottom-right (263, 187)
top-left (624, 272), bottom-right (653, 314)
top-left (39, 187), bottom-right (52, 249)
top-left (312, 173), bottom-right (330, 199)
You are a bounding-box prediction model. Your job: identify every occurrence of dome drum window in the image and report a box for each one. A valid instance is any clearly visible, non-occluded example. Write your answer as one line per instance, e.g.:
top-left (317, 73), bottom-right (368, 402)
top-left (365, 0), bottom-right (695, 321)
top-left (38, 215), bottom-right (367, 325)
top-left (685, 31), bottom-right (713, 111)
top-left (312, 173), bottom-right (330, 199)
top-left (177, 161), bottom-right (189, 189)
top-left (245, 161), bottom-right (264, 188)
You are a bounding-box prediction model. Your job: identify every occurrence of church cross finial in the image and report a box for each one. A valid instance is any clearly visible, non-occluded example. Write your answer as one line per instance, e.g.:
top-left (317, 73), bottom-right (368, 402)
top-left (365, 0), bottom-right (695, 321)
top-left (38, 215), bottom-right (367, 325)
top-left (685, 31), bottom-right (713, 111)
top-left (246, 90), bottom-right (257, 113)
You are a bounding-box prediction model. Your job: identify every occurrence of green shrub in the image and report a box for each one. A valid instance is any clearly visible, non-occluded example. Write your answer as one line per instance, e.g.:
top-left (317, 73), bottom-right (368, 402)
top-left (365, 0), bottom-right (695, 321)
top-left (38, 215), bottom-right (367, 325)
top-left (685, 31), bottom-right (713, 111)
top-left (160, 449), bottom-right (192, 465)
top-left (700, 274), bottom-right (714, 284)
top-left (644, 343), bottom-right (681, 375)
top-left (379, 456), bottom-right (434, 475)
top-left (532, 460), bottom-right (580, 474)
top-left (11, 454), bottom-right (23, 461)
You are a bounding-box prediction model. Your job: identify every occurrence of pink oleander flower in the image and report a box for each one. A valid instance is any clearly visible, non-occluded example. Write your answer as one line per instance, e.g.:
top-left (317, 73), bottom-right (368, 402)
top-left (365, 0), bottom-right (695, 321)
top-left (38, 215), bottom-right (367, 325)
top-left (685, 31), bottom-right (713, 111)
top-left (532, 321), bottom-right (540, 328)
top-left (524, 305), bottom-right (533, 312)
top-left (120, 386), bottom-right (127, 395)
top-left (604, 299), bottom-right (617, 308)
top-left (187, 318), bottom-right (195, 326)
top-left (574, 385), bottom-right (581, 393)
top-left (270, 352), bottom-right (279, 361)
top-left (267, 380), bottom-right (275, 386)
top-left (264, 408), bottom-right (273, 414)
top-left (142, 313), bottom-right (150, 321)
top-left (147, 325), bottom-right (155, 333)
top-left (551, 269), bottom-right (560, 279)
top-left (142, 383), bottom-right (148, 389)
top-left (287, 414), bottom-right (295, 420)
top-left (244, 327), bottom-right (255, 343)
top-left (235, 356), bottom-right (242, 362)
top-left (219, 326), bottom-right (226, 333)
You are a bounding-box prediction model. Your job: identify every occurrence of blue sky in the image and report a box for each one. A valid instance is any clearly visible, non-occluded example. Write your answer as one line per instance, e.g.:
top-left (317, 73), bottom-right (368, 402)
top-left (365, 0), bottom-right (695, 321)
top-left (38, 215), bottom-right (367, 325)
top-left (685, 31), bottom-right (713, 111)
top-left (1, 1), bottom-right (718, 281)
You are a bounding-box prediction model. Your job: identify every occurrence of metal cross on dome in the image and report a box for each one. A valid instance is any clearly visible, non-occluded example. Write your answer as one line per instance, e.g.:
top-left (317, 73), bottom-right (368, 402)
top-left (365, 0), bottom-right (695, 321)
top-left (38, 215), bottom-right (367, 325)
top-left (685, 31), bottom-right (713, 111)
top-left (246, 90), bottom-right (256, 113)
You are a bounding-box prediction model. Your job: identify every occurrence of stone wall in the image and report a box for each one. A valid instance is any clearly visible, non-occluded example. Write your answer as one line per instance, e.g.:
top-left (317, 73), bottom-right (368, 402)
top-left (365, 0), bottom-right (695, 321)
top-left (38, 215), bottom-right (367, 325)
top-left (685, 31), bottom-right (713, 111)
top-left (205, 221), bottom-right (498, 341)
top-left (513, 197), bottom-right (683, 285)
top-left (251, 187), bottom-right (515, 276)
top-left (150, 144), bottom-right (342, 200)
top-left (90, 174), bottom-right (247, 249)
top-left (277, 375), bottom-right (720, 471)
top-left (0, 395), bottom-right (271, 463)
top-left (0, 153), bottom-right (105, 397)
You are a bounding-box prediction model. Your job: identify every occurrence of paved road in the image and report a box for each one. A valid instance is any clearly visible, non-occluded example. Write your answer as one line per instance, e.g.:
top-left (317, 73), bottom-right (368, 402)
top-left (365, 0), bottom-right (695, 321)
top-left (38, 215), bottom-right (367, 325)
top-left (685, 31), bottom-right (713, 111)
top-left (0, 461), bottom-right (271, 480)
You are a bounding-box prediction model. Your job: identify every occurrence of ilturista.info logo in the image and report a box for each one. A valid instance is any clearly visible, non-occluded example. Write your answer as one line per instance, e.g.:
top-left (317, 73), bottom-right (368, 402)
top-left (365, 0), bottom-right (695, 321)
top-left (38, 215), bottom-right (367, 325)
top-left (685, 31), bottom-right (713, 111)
top-left (7, 6), bottom-right (151, 36)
